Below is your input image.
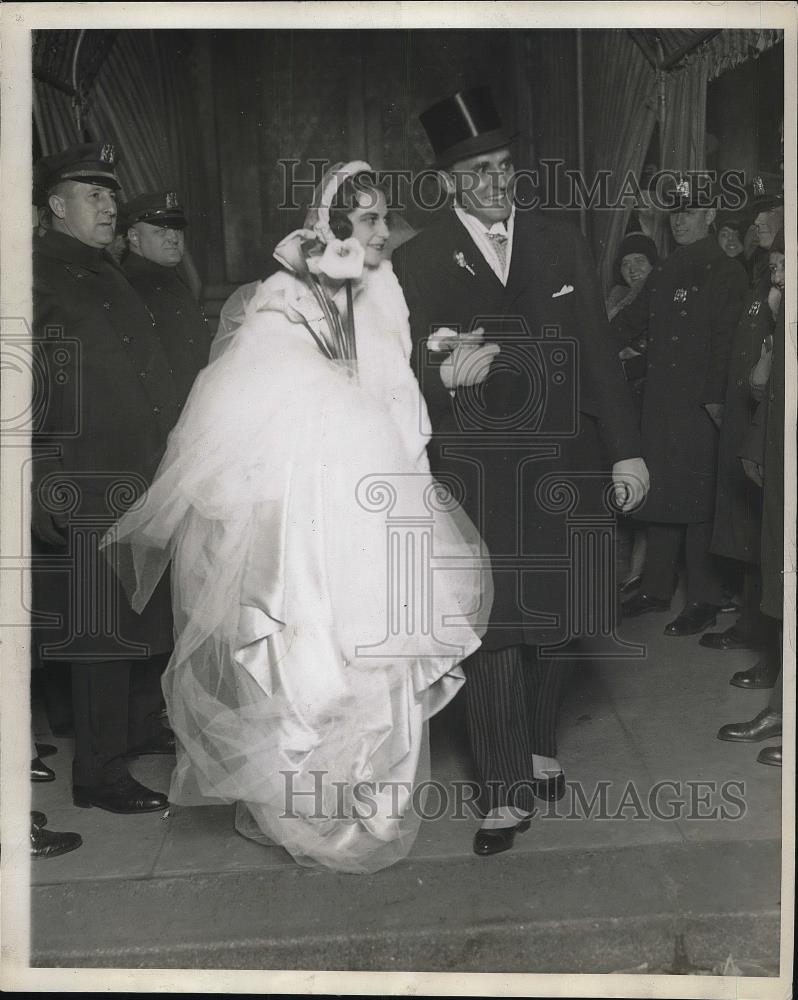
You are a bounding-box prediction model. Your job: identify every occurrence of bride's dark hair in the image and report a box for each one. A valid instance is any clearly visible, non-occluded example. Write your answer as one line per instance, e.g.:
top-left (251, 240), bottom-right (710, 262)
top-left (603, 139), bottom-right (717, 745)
top-left (328, 171), bottom-right (389, 239)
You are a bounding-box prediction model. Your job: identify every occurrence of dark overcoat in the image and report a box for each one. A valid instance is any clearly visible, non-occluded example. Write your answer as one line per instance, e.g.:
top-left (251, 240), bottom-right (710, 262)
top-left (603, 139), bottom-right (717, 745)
top-left (710, 270), bottom-right (774, 563)
top-left (760, 299), bottom-right (785, 620)
top-left (635, 235), bottom-right (747, 523)
top-left (32, 229), bottom-right (180, 661)
top-left (397, 209), bottom-right (641, 649)
top-left (122, 253), bottom-right (212, 406)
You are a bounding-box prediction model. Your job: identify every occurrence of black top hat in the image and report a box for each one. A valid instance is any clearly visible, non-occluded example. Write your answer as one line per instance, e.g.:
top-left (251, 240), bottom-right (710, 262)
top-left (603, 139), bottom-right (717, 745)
top-left (35, 142), bottom-right (120, 196)
top-left (123, 190), bottom-right (188, 229)
top-left (419, 87), bottom-right (513, 168)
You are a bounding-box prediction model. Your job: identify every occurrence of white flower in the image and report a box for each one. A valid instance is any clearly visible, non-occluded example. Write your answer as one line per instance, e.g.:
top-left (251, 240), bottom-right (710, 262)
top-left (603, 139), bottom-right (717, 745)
top-left (257, 286), bottom-right (323, 326)
top-left (315, 237), bottom-right (365, 280)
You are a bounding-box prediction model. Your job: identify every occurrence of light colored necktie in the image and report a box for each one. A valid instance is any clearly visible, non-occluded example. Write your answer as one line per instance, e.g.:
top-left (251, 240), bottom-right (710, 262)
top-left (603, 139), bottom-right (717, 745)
top-left (487, 231), bottom-right (508, 273)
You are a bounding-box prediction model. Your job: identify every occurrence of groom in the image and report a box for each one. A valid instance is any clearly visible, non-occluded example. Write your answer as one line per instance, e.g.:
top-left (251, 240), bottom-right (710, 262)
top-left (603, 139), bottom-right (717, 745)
top-left (398, 87), bottom-right (649, 856)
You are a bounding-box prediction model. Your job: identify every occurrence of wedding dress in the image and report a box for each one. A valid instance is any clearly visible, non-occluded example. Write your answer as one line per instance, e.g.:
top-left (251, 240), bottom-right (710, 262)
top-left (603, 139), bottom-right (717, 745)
top-left (107, 259), bottom-right (490, 874)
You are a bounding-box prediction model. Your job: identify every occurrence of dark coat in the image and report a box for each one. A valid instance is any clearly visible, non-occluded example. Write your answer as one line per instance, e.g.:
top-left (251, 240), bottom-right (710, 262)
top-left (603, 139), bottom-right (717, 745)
top-left (760, 299), bottom-right (785, 620)
top-left (710, 271), bottom-right (774, 563)
top-left (32, 229), bottom-right (180, 661)
top-left (397, 209), bottom-right (641, 649)
top-left (634, 235), bottom-right (747, 523)
top-left (122, 253), bottom-right (212, 406)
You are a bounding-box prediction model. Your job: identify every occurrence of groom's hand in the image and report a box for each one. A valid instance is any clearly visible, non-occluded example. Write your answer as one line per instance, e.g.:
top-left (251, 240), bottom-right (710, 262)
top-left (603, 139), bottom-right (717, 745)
top-left (440, 328), bottom-right (501, 389)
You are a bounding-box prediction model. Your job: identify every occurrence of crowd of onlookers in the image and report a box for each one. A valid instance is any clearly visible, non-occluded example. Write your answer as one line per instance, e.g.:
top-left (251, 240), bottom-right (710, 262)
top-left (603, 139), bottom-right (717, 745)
top-left (607, 166), bottom-right (786, 770)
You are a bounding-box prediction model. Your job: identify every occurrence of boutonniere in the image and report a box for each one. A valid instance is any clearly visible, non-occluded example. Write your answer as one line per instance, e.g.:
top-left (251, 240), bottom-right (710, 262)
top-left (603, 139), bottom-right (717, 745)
top-left (453, 251), bottom-right (476, 276)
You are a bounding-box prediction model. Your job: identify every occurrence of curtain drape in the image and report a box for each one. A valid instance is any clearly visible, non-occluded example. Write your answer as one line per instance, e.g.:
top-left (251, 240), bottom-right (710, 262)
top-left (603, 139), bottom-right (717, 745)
top-left (33, 30), bottom-right (207, 294)
top-left (584, 31), bottom-right (659, 294)
top-left (585, 28), bottom-right (781, 295)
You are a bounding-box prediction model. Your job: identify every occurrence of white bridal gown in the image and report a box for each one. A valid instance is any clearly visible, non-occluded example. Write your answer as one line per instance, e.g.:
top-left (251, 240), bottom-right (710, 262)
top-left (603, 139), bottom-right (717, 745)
top-left (108, 260), bottom-right (490, 874)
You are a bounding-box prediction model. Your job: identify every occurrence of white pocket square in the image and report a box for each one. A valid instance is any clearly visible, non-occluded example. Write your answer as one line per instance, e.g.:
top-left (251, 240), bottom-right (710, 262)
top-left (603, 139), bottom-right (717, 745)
top-left (552, 284), bottom-right (574, 298)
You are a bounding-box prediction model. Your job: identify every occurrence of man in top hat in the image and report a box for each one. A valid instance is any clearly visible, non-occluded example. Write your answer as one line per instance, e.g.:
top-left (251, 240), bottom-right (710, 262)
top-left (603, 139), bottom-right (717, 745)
top-left (397, 87), bottom-right (649, 857)
top-left (623, 175), bottom-right (748, 635)
top-left (32, 142), bottom-right (181, 814)
top-left (122, 191), bottom-right (211, 407)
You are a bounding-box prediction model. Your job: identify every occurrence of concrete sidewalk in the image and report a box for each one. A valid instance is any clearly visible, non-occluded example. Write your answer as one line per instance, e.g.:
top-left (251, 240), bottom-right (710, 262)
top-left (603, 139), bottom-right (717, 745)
top-left (30, 608), bottom-right (784, 973)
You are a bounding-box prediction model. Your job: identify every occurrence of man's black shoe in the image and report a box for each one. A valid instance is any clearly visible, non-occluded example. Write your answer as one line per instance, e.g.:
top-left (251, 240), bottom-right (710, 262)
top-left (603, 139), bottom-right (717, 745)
top-left (35, 743), bottom-right (58, 759)
top-left (473, 819), bottom-right (531, 857)
top-left (31, 823), bottom-right (83, 860)
top-left (699, 625), bottom-right (758, 651)
top-left (621, 593), bottom-right (671, 618)
top-left (664, 602), bottom-right (719, 636)
top-left (31, 756), bottom-right (55, 782)
top-left (757, 745), bottom-right (782, 767)
top-left (730, 660), bottom-right (780, 690)
top-left (531, 773), bottom-right (566, 802)
top-left (73, 775), bottom-right (168, 814)
top-left (717, 708), bottom-right (782, 743)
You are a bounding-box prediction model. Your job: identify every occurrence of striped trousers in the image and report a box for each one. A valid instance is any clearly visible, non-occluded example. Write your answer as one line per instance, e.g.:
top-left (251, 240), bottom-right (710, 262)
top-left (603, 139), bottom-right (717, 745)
top-left (463, 644), bottom-right (572, 813)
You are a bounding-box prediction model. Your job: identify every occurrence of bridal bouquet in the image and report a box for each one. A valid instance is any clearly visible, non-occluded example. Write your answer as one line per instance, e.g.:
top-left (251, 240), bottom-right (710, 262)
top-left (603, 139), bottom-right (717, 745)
top-left (268, 212), bottom-right (365, 365)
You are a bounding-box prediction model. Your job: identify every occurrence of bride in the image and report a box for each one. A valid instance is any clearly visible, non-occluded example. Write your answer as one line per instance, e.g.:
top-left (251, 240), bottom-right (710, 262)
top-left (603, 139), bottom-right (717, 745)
top-left (106, 160), bottom-right (490, 874)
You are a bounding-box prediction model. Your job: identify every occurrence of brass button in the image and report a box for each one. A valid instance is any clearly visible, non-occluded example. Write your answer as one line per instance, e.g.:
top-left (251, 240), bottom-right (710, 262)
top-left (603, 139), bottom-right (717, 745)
top-left (187, 338), bottom-right (194, 344)
top-left (679, 310), bottom-right (687, 317)
top-left (152, 405), bottom-right (161, 415)
top-left (122, 335), bottom-right (131, 344)
top-left (103, 301), bottom-right (111, 310)
top-left (139, 370), bottom-right (147, 379)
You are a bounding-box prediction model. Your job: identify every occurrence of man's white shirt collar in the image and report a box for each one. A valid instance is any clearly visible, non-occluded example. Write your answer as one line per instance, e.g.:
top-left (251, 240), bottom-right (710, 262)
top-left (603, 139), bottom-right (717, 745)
top-left (453, 202), bottom-right (515, 285)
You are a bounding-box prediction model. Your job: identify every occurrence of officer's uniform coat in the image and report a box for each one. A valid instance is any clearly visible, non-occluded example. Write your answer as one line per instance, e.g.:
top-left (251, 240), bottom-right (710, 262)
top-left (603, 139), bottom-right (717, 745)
top-left (122, 253), bottom-right (212, 406)
top-left (32, 229), bottom-right (180, 660)
top-left (759, 299), bottom-right (785, 620)
top-left (635, 235), bottom-right (747, 524)
top-left (710, 270), bottom-right (774, 564)
top-left (398, 208), bottom-right (641, 650)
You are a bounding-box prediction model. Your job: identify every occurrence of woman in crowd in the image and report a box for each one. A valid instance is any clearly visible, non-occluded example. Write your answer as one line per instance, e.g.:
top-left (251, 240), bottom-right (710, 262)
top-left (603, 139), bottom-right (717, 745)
top-left (105, 161), bottom-right (489, 874)
top-left (606, 232), bottom-right (659, 596)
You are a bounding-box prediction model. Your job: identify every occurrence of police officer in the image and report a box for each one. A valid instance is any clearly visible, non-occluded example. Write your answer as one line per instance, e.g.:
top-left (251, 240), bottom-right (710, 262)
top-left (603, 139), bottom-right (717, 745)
top-left (624, 176), bottom-right (748, 635)
top-left (702, 177), bottom-right (784, 683)
top-left (122, 191), bottom-right (211, 406)
top-left (33, 142), bottom-right (180, 814)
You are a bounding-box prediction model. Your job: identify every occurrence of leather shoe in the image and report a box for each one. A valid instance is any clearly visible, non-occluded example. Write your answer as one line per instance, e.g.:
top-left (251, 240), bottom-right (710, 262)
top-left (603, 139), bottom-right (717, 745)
top-left (618, 575), bottom-right (641, 598)
top-left (730, 660), bottom-right (779, 690)
top-left (717, 708), bottom-right (782, 743)
top-left (126, 732), bottom-right (176, 757)
top-left (35, 742), bottom-right (58, 759)
top-left (699, 625), bottom-right (758, 651)
top-left (31, 810), bottom-right (48, 829)
top-left (73, 774), bottom-right (168, 814)
top-left (31, 756), bottom-right (55, 782)
top-left (31, 822), bottom-right (82, 859)
top-left (757, 745), bottom-right (782, 767)
top-left (622, 592), bottom-right (670, 617)
top-left (531, 773), bottom-right (566, 802)
top-left (664, 602), bottom-right (718, 636)
top-left (473, 819), bottom-right (531, 857)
